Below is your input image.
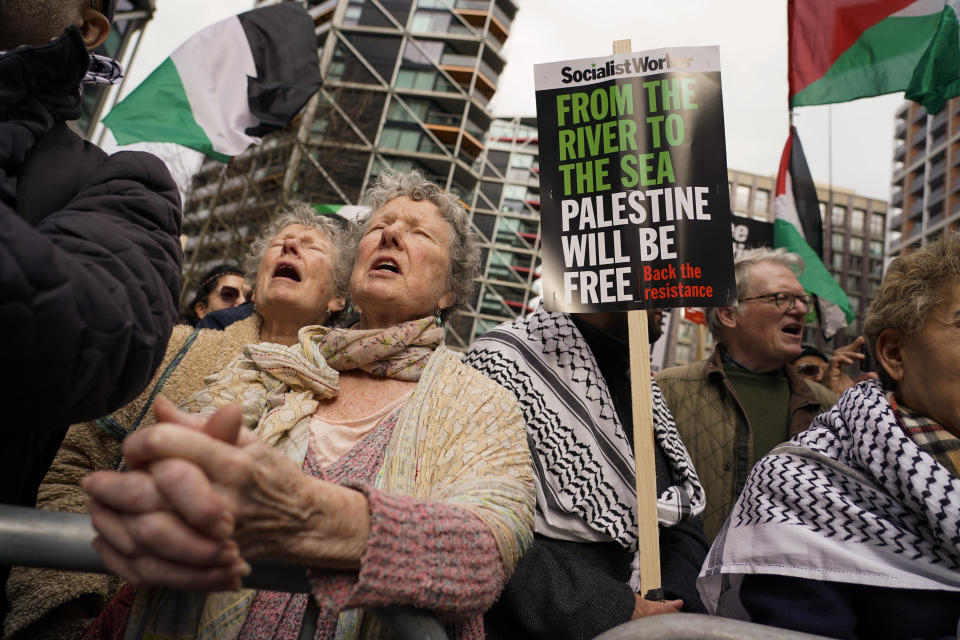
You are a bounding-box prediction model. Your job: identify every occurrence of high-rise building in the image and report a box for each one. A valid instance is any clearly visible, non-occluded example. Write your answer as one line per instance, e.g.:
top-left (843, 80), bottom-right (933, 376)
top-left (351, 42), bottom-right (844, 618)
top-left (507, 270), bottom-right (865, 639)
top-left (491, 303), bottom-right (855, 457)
top-left (78, 0), bottom-right (157, 139)
top-left (464, 116), bottom-right (542, 341)
top-left (183, 0), bottom-right (516, 349)
top-left (889, 98), bottom-right (960, 257)
top-left (663, 169), bottom-right (887, 368)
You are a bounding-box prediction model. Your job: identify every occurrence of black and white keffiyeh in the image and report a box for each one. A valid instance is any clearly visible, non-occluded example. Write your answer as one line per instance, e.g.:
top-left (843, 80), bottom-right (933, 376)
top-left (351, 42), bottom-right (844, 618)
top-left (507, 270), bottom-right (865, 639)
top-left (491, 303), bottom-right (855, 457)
top-left (83, 53), bottom-right (122, 87)
top-left (464, 307), bottom-right (705, 589)
top-left (699, 379), bottom-right (960, 617)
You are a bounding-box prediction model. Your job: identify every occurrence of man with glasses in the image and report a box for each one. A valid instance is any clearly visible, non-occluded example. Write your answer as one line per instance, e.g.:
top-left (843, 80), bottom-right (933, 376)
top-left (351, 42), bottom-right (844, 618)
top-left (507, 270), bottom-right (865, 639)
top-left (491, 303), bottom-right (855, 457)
top-left (656, 248), bottom-right (836, 541)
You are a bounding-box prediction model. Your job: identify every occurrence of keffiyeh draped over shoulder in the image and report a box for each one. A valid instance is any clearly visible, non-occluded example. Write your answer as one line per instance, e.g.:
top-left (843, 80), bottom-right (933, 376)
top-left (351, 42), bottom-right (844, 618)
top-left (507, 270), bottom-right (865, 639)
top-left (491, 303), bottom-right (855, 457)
top-left (463, 307), bottom-right (705, 589)
top-left (700, 379), bottom-right (960, 617)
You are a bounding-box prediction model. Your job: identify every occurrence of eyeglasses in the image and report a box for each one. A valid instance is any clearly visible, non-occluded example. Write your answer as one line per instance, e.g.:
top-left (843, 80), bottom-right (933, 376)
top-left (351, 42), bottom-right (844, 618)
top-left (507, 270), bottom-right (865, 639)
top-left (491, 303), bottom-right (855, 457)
top-left (739, 291), bottom-right (812, 311)
top-left (214, 285), bottom-right (244, 304)
top-left (796, 363), bottom-right (824, 376)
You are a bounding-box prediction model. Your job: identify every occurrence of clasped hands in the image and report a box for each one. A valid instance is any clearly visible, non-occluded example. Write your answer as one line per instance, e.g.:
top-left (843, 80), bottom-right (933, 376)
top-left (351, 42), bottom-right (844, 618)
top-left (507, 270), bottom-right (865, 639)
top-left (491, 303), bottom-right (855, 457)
top-left (82, 397), bottom-right (371, 592)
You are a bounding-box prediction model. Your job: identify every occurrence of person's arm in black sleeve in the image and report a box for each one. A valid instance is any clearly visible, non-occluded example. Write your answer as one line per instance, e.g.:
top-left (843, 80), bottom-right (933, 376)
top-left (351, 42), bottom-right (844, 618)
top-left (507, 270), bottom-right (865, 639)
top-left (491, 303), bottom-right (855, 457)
top-left (484, 534), bottom-right (635, 640)
top-left (740, 573), bottom-right (960, 640)
top-left (658, 516), bottom-right (709, 613)
top-left (0, 149), bottom-right (181, 428)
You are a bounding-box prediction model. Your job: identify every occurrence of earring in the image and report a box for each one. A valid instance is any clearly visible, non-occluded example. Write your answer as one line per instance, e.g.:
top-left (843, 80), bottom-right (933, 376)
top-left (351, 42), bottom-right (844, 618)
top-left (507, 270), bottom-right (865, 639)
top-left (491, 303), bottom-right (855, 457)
top-left (435, 306), bottom-right (443, 327)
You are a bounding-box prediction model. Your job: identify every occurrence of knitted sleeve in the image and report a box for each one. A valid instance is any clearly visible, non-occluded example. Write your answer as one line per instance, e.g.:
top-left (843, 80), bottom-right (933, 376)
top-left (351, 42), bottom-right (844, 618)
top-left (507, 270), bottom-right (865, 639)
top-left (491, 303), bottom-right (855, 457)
top-left (308, 483), bottom-right (504, 621)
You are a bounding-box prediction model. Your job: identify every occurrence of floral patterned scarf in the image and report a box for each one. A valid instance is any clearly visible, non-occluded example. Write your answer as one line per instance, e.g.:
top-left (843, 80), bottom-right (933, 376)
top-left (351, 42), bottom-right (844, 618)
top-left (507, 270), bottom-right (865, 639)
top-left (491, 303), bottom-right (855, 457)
top-left (313, 316), bottom-right (443, 380)
top-left (125, 317), bottom-right (445, 640)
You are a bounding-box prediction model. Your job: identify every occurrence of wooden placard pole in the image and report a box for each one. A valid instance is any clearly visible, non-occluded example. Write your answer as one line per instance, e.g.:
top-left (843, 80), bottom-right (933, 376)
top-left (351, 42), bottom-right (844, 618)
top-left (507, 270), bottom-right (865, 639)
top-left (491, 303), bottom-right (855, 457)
top-left (613, 37), bottom-right (663, 599)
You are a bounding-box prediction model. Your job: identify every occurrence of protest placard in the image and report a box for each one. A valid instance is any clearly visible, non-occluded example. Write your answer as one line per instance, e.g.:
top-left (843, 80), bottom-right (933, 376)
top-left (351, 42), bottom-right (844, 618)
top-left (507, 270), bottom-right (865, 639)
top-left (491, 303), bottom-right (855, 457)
top-left (731, 215), bottom-right (775, 258)
top-left (534, 46), bottom-right (736, 312)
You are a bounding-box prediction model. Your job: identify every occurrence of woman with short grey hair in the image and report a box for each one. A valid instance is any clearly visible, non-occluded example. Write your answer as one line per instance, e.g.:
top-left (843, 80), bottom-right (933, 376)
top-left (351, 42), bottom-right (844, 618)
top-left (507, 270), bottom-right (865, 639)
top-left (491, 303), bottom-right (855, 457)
top-left (356, 170), bottom-right (481, 322)
top-left (244, 202), bottom-right (352, 304)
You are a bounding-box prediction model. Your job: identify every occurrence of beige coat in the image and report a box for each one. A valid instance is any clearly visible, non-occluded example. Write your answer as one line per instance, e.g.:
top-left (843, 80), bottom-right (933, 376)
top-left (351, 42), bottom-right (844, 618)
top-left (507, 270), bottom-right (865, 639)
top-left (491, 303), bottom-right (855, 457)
top-left (655, 346), bottom-right (836, 541)
top-left (3, 316), bottom-right (261, 640)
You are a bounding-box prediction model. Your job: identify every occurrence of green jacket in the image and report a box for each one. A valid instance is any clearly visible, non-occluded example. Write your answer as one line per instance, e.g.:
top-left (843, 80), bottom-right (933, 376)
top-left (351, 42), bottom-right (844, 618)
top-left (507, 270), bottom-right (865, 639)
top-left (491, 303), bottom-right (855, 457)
top-left (655, 346), bottom-right (836, 541)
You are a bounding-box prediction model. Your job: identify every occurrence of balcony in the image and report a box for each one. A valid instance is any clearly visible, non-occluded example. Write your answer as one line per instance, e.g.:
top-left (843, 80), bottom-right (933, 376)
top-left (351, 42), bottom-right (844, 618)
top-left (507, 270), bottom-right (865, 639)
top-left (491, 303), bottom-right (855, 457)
top-left (440, 52), bottom-right (500, 84)
top-left (424, 108), bottom-right (485, 139)
top-left (454, 1), bottom-right (510, 44)
top-left (930, 160), bottom-right (946, 181)
top-left (516, 232), bottom-right (539, 244)
top-left (890, 188), bottom-right (903, 208)
top-left (440, 62), bottom-right (497, 99)
top-left (909, 198), bottom-right (924, 218)
top-left (423, 122), bottom-right (484, 158)
top-left (929, 184), bottom-right (945, 205)
top-left (895, 119), bottom-right (906, 140)
top-left (308, 0), bottom-right (337, 25)
top-left (912, 105), bottom-right (927, 124)
top-left (932, 109), bottom-right (948, 135)
top-left (909, 175), bottom-right (925, 195)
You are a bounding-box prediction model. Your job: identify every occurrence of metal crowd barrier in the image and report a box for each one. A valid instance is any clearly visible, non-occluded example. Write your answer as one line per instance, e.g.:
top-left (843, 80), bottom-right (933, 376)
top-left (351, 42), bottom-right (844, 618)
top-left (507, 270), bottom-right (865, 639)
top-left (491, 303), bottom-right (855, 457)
top-left (595, 613), bottom-right (831, 640)
top-left (1, 505), bottom-right (837, 640)
top-left (0, 504), bottom-right (448, 640)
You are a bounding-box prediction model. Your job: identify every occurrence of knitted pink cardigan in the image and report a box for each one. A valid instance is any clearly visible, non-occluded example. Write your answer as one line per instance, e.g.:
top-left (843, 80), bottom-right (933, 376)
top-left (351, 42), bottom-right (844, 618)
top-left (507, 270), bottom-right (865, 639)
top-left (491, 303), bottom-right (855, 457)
top-left (238, 406), bottom-right (504, 639)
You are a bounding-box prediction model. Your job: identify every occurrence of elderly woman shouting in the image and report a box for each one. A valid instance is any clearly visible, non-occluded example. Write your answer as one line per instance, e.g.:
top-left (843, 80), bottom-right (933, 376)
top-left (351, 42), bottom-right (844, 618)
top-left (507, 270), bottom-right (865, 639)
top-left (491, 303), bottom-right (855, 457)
top-left (699, 233), bottom-right (960, 639)
top-left (4, 205), bottom-right (348, 639)
top-left (82, 171), bottom-right (535, 639)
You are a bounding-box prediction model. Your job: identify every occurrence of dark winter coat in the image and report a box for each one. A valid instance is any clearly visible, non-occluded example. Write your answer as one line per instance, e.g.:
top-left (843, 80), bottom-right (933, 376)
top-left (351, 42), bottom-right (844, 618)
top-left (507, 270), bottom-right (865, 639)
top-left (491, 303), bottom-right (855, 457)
top-left (0, 27), bottom-right (183, 510)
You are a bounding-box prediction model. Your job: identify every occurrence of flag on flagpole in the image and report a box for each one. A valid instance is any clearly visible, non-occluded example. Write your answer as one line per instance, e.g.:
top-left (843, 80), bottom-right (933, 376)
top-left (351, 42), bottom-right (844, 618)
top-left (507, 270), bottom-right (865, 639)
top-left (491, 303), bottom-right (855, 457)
top-left (311, 204), bottom-right (370, 222)
top-left (774, 127), bottom-right (854, 338)
top-left (789, 0), bottom-right (960, 113)
top-left (103, 3), bottom-right (322, 162)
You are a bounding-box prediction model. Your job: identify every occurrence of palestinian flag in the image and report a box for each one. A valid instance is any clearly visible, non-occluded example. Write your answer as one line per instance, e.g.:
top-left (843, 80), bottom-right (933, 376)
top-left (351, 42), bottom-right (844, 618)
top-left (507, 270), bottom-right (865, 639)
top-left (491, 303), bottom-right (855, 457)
top-left (312, 204), bottom-right (370, 222)
top-left (774, 127), bottom-right (853, 338)
top-left (103, 3), bottom-right (322, 162)
top-left (789, 0), bottom-right (960, 113)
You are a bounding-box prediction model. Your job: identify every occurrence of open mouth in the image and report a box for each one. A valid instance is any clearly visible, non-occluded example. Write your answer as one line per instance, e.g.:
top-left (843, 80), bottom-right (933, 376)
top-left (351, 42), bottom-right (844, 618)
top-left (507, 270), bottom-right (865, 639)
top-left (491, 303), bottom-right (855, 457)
top-left (373, 258), bottom-right (400, 274)
top-left (273, 263), bottom-right (301, 282)
top-left (781, 324), bottom-right (803, 336)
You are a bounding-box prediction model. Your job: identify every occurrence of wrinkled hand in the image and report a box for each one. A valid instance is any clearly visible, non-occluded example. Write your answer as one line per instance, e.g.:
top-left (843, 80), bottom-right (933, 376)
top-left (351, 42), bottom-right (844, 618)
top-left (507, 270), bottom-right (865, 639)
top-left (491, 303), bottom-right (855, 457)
top-left (632, 593), bottom-right (682, 619)
top-left (826, 336), bottom-right (870, 395)
top-left (84, 399), bottom-right (250, 590)
top-left (84, 397), bottom-right (371, 591)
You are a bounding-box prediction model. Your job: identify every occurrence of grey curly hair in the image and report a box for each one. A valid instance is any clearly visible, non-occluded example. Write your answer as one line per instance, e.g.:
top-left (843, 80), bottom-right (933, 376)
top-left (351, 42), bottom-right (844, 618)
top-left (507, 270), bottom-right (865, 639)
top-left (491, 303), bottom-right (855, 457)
top-left (706, 247), bottom-right (805, 339)
top-left (353, 170), bottom-right (481, 320)
top-left (244, 202), bottom-right (351, 301)
top-left (864, 232), bottom-right (960, 390)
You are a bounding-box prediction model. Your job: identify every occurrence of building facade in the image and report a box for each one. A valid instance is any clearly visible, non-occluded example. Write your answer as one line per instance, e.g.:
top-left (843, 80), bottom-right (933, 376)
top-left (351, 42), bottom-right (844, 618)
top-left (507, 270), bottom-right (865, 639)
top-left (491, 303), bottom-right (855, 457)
top-left (464, 116), bottom-right (542, 340)
top-left (183, 0), bottom-right (516, 349)
top-left (889, 97), bottom-right (960, 257)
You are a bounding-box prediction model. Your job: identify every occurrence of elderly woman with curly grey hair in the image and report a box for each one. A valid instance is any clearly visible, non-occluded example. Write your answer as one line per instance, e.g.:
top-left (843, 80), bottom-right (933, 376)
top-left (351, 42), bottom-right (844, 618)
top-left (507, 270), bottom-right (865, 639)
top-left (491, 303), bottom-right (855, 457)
top-left (699, 233), bottom-right (960, 639)
top-left (3, 204), bottom-right (348, 639)
top-left (82, 170), bottom-right (535, 639)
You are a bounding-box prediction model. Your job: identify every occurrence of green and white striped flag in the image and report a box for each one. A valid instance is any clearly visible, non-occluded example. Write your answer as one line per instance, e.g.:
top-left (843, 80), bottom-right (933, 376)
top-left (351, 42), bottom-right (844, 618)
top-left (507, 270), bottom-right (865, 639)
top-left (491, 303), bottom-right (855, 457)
top-left (790, 0), bottom-right (960, 113)
top-left (775, 127), bottom-right (853, 338)
top-left (103, 3), bottom-right (322, 161)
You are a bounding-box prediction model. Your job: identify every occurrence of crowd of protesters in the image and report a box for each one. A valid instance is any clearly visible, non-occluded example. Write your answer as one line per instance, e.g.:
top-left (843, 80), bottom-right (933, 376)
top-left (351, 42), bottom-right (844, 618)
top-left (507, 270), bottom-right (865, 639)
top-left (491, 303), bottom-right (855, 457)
top-left (3, 2), bottom-right (959, 639)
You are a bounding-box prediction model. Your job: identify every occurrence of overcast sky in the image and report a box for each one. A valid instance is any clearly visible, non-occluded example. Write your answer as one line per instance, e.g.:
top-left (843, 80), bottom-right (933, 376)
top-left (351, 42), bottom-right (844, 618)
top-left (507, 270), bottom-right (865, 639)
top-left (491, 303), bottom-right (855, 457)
top-left (114, 0), bottom-right (902, 200)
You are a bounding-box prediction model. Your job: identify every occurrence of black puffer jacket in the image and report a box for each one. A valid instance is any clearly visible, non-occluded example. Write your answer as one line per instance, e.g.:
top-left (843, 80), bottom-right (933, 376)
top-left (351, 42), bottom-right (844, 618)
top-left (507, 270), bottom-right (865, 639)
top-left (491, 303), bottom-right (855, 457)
top-left (0, 28), bottom-right (183, 508)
